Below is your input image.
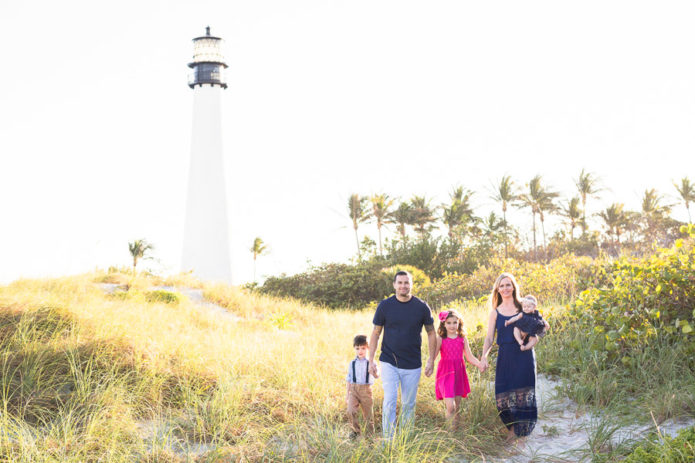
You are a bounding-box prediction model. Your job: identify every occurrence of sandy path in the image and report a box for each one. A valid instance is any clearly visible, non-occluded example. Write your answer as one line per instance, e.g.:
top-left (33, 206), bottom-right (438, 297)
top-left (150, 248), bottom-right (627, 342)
top-left (97, 283), bottom-right (240, 321)
top-left (493, 374), bottom-right (694, 462)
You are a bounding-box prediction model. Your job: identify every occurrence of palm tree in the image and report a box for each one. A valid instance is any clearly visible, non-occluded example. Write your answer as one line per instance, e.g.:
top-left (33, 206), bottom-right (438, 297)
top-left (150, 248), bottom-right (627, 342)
top-left (348, 194), bottom-right (370, 259)
top-left (674, 177), bottom-right (695, 223)
top-left (441, 186), bottom-right (474, 240)
top-left (537, 186), bottom-right (560, 252)
top-left (128, 239), bottom-right (154, 275)
top-left (490, 175), bottom-right (517, 258)
top-left (559, 197), bottom-right (583, 239)
top-left (597, 203), bottom-right (627, 250)
top-left (575, 169), bottom-right (604, 234)
top-left (481, 211), bottom-right (505, 239)
top-left (641, 188), bottom-right (672, 244)
top-left (250, 237), bottom-right (268, 283)
top-left (370, 193), bottom-right (395, 256)
top-left (389, 202), bottom-right (412, 241)
top-left (516, 175), bottom-right (548, 260)
top-left (410, 195), bottom-right (437, 236)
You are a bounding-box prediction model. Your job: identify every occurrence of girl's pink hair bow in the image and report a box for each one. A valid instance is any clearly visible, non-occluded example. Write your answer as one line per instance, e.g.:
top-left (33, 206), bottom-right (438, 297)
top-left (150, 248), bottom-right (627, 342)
top-left (438, 311), bottom-right (449, 322)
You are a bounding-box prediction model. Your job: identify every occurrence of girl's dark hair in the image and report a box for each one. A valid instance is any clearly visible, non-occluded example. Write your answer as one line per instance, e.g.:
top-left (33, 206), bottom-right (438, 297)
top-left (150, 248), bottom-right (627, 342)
top-left (437, 310), bottom-right (464, 338)
top-left (353, 335), bottom-right (368, 347)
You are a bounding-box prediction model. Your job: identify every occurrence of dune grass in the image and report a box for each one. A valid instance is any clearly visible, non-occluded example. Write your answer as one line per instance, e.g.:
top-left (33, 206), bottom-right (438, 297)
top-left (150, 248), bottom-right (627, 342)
top-left (2, 272), bottom-right (693, 462)
top-left (0, 273), bottom-right (511, 462)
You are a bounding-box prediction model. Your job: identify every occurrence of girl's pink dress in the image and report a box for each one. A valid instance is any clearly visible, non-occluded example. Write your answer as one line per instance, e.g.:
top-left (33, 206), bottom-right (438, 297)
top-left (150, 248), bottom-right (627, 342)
top-left (435, 336), bottom-right (471, 400)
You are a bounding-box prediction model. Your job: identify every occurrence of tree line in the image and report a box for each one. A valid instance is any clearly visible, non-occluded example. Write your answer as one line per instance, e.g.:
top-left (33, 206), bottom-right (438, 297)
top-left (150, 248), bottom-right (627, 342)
top-left (347, 171), bottom-right (695, 264)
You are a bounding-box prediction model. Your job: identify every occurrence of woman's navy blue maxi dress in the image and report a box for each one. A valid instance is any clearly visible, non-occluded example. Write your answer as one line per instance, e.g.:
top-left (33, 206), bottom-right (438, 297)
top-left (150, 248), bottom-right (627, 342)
top-left (494, 309), bottom-right (537, 436)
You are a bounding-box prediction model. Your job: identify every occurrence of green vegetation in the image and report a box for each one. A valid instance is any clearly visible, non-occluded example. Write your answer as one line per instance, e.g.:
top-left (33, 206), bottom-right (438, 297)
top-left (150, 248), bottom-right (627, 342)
top-left (260, 262), bottom-right (428, 309)
top-left (260, 173), bottom-right (691, 309)
top-left (540, 226), bottom-right (695, 432)
top-left (570, 224), bottom-right (695, 357)
top-left (0, 274), bottom-right (506, 462)
top-left (144, 289), bottom-right (181, 304)
top-left (338, 172), bottom-right (689, 270)
top-left (2, 223), bottom-right (695, 461)
top-left (622, 426), bottom-right (695, 462)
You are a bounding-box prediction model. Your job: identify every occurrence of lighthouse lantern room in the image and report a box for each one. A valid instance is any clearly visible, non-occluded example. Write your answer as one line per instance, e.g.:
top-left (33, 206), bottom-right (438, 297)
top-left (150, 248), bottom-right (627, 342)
top-left (188, 26), bottom-right (228, 88)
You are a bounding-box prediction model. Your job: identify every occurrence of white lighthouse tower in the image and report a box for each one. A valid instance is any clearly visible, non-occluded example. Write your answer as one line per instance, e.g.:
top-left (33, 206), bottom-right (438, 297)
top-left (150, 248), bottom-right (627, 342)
top-left (181, 27), bottom-right (232, 282)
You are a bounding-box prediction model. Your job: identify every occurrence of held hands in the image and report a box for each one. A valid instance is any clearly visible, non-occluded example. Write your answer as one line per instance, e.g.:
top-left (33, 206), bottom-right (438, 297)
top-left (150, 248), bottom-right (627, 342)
top-left (479, 358), bottom-right (489, 373)
top-left (424, 359), bottom-right (434, 377)
top-left (369, 361), bottom-right (379, 379)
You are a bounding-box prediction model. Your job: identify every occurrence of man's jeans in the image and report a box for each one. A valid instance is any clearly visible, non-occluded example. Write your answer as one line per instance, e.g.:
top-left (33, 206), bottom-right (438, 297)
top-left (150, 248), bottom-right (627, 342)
top-left (380, 361), bottom-right (421, 439)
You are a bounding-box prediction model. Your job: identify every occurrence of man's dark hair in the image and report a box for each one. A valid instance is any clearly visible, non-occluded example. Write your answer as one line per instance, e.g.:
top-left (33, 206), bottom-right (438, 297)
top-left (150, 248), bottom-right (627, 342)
top-left (393, 270), bottom-right (412, 283)
top-left (353, 335), bottom-right (368, 347)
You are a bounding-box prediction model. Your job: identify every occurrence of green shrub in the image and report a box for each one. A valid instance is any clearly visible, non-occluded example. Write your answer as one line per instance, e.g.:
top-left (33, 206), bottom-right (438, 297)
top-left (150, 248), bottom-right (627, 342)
top-left (419, 254), bottom-right (602, 309)
top-left (569, 225), bottom-right (695, 360)
top-left (144, 290), bottom-right (180, 305)
top-left (622, 426), bottom-right (695, 462)
top-left (380, 264), bottom-right (431, 288)
top-left (259, 262), bottom-right (429, 309)
top-left (259, 253), bottom-right (605, 310)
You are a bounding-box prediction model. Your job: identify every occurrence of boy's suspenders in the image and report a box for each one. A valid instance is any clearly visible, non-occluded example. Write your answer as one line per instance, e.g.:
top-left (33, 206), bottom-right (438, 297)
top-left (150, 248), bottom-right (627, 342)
top-left (351, 359), bottom-right (370, 384)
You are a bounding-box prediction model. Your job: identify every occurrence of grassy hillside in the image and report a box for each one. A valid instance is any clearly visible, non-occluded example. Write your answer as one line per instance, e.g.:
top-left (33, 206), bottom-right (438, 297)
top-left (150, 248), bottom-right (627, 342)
top-left (2, 254), bottom-right (693, 461)
top-left (0, 273), bottom-right (507, 462)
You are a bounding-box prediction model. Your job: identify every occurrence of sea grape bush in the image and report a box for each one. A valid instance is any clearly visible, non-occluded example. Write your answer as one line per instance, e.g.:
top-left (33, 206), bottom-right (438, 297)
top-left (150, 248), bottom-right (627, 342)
top-left (260, 253), bottom-right (602, 310)
top-left (419, 254), bottom-right (602, 309)
top-left (622, 425), bottom-right (695, 462)
top-left (259, 262), bottom-right (428, 309)
top-left (570, 225), bottom-right (695, 359)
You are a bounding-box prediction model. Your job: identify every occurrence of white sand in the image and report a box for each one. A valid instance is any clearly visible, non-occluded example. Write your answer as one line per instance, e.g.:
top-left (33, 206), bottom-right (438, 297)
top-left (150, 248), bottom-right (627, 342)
top-left (97, 283), bottom-right (240, 321)
top-left (491, 374), bottom-right (695, 462)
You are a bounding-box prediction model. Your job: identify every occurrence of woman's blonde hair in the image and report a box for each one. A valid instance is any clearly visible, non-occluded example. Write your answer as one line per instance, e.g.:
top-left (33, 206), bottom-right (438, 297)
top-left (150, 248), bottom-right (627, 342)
top-left (437, 309), bottom-right (465, 338)
top-left (489, 272), bottom-right (523, 311)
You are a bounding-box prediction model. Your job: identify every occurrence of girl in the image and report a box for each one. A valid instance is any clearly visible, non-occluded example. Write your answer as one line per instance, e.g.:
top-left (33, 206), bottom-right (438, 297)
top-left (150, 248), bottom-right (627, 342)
top-left (434, 309), bottom-right (484, 429)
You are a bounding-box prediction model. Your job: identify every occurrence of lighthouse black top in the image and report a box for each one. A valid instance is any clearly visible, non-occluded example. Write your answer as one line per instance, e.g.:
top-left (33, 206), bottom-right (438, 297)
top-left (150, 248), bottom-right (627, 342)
top-left (188, 27), bottom-right (227, 88)
top-left (373, 295), bottom-right (434, 369)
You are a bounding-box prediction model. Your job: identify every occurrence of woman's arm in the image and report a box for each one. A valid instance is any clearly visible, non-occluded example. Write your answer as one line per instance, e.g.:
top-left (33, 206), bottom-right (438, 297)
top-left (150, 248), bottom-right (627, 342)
top-left (480, 308), bottom-right (497, 370)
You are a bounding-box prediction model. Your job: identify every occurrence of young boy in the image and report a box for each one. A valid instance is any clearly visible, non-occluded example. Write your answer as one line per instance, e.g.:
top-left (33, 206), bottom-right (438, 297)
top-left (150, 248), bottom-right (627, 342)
top-left (346, 335), bottom-right (375, 438)
top-left (504, 295), bottom-right (549, 351)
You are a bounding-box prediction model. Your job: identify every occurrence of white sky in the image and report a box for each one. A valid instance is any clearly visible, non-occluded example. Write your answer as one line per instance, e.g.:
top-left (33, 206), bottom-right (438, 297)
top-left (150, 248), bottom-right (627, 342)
top-left (1, 0), bottom-right (694, 285)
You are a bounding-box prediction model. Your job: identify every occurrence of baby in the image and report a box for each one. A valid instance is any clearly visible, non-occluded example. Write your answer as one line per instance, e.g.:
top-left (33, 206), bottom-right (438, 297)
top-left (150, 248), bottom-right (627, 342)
top-left (504, 295), bottom-right (548, 351)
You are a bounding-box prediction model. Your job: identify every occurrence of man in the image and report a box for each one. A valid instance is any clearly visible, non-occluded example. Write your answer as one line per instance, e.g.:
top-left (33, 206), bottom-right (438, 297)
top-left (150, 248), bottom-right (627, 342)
top-left (368, 270), bottom-right (437, 439)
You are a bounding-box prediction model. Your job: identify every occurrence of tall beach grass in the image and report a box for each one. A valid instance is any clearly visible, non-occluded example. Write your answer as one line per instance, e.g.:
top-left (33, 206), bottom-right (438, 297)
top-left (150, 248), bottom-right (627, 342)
top-left (2, 271), bottom-right (693, 461)
top-left (0, 273), bottom-right (508, 462)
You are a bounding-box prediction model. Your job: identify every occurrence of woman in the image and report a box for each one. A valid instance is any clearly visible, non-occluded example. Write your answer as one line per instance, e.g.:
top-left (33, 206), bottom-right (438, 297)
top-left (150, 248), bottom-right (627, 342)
top-left (480, 273), bottom-right (541, 440)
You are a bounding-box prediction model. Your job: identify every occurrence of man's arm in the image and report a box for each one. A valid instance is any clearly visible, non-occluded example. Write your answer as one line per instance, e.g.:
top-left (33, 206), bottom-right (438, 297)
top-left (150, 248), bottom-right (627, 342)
top-left (424, 324), bottom-right (436, 377)
top-left (368, 325), bottom-right (382, 377)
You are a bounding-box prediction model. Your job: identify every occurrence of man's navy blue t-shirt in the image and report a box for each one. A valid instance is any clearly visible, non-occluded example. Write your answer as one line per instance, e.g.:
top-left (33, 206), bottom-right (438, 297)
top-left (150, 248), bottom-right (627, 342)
top-left (373, 295), bottom-right (434, 370)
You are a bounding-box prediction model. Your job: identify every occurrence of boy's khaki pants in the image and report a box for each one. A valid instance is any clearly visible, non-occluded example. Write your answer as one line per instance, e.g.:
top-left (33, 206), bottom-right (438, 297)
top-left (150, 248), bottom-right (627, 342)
top-left (347, 383), bottom-right (374, 435)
